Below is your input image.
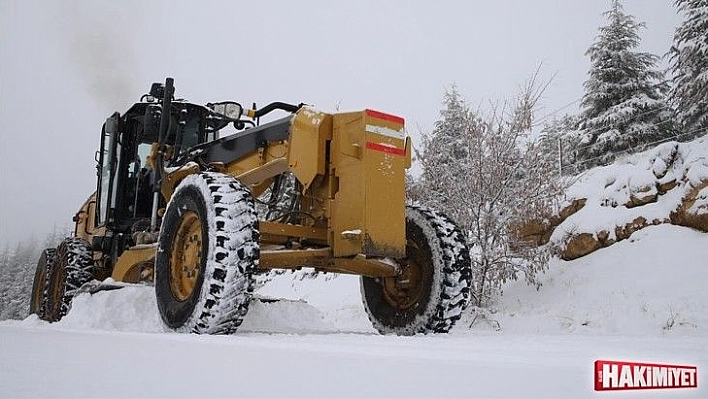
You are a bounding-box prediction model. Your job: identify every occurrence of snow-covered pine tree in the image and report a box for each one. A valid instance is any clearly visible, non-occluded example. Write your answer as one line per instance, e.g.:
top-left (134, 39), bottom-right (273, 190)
top-left (668, 0), bottom-right (708, 137)
top-left (577, 0), bottom-right (674, 167)
top-left (538, 114), bottom-right (582, 175)
top-left (412, 86), bottom-right (477, 216)
top-left (0, 237), bottom-right (39, 320)
top-left (0, 227), bottom-right (69, 320)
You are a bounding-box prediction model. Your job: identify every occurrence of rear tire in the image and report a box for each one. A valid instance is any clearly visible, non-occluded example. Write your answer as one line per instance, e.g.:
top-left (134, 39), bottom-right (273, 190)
top-left (361, 205), bottom-right (472, 335)
top-left (155, 172), bottom-right (259, 334)
top-left (45, 238), bottom-right (95, 322)
top-left (29, 248), bottom-right (56, 320)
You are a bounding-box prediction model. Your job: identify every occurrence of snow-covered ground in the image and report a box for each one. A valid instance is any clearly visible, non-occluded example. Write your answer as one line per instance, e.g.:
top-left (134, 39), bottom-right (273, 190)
top-left (1, 224), bottom-right (706, 398)
top-left (496, 224), bottom-right (708, 337)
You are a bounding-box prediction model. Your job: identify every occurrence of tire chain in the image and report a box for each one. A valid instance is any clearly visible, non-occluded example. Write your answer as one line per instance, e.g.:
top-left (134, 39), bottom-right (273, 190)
top-left (36, 248), bottom-right (56, 318)
top-left (408, 204), bottom-right (473, 333)
top-left (191, 172), bottom-right (259, 334)
top-left (55, 238), bottom-right (94, 320)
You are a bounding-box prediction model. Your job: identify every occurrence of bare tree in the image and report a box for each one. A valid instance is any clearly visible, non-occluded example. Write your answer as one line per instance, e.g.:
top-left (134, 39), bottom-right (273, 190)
top-left (411, 75), bottom-right (565, 307)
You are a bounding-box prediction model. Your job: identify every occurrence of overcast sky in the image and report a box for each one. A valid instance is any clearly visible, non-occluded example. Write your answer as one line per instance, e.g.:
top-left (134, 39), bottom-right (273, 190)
top-left (0, 0), bottom-right (682, 246)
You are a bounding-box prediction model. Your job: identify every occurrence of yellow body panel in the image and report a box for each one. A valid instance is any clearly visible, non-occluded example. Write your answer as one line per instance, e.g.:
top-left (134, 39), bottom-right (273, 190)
top-left (288, 109), bottom-right (332, 190)
top-left (74, 193), bottom-right (100, 244)
top-left (111, 245), bottom-right (156, 283)
top-left (330, 110), bottom-right (407, 258)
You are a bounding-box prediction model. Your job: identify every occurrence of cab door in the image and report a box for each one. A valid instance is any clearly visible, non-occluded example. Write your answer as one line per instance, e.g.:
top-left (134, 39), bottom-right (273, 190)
top-left (96, 112), bottom-right (121, 227)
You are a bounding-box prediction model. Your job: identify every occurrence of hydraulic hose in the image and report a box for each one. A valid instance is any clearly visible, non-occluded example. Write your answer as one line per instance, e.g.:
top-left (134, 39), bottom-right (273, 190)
top-left (247, 102), bottom-right (301, 118)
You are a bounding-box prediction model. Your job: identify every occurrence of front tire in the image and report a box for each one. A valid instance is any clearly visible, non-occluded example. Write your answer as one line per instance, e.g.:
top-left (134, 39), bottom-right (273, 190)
top-left (361, 205), bottom-right (472, 335)
top-left (45, 238), bottom-right (95, 322)
top-left (155, 172), bottom-right (259, 334)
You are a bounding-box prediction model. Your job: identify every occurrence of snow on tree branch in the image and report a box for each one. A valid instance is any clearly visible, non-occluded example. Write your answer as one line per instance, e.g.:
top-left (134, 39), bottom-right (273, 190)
top-left (410, 78), bottom-right (567, 307)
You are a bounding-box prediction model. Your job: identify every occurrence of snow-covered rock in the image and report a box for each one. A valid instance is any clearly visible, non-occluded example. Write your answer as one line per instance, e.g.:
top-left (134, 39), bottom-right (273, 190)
top-left (548, 135), bottom-right (708, 259)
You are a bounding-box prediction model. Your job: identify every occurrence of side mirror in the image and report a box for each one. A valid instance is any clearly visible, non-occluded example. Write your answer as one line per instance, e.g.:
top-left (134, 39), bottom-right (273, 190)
top-left (209, 101), bottom-right (243, 120)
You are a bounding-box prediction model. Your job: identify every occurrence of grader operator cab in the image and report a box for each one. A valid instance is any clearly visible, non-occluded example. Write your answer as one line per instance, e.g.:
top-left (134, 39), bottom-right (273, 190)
top-left (30, 78), bottom-right (472, 335)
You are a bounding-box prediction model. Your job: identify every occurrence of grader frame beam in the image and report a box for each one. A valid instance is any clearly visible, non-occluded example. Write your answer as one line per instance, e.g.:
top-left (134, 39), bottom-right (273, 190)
top-left (258, 248), bottom-right (399, 278)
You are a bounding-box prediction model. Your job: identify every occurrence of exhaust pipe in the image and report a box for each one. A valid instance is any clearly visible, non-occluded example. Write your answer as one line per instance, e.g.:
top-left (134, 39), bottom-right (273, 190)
top-left (150, 77), bottom-right (175, 232)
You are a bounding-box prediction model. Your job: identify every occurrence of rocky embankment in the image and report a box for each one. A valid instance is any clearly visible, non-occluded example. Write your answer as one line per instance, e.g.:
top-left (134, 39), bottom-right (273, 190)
top-left (517, 136), bottom-right (707, 260)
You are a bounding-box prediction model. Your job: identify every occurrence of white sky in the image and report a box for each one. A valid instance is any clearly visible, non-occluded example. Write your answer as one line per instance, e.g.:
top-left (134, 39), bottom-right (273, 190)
top-left (0, 0), bottom-right (682, 246)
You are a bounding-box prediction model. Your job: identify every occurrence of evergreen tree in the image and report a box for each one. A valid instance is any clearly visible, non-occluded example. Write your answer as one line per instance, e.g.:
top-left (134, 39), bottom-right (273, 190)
top-left (538, 114), bottom-right (582, 175)
top-left (0, 229), bottom-right (67, 320)
top-left (668, 0), bottom-right (708, 136)
top-left (414, 87), bottom-right (478, 215)
top-left (578, 0), bottom-right (674, 166)
top-left (0, 237), bottom-right (39, 320)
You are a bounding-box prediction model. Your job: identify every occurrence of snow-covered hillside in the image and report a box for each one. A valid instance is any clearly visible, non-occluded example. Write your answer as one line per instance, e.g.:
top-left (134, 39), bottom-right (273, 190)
top-left (495, 224), bottom-right (708, 336)
top-left (2, 223), bottom-right (706, 398)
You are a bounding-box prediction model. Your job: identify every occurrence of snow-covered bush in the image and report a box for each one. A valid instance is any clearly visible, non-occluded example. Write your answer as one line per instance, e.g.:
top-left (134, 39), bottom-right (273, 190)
top-left (411, 80), bottom-right (565, 307)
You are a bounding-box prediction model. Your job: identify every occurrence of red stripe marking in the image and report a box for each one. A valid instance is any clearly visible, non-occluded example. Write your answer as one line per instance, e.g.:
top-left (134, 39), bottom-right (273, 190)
top-left (366, 142), bottom-right (405, 156)
top-left (365, 109), bottom-right (404, 125)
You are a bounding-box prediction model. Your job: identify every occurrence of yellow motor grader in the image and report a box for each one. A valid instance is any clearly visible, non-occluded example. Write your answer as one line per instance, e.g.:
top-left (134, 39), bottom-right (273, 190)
top-left (30, 78), bottom-right (471, 335)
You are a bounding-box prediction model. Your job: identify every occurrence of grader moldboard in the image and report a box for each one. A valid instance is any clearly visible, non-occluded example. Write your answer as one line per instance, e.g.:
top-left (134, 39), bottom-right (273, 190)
top-left (30, 78), bottom-right (472, 335)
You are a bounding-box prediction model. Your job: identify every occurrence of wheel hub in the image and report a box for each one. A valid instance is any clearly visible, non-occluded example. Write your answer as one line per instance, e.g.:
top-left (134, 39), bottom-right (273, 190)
top-left (382, 239), bottom-right (424, 310)
top-left (170, 211), bottom-right (203, 301)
